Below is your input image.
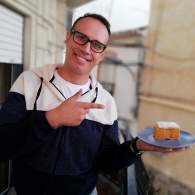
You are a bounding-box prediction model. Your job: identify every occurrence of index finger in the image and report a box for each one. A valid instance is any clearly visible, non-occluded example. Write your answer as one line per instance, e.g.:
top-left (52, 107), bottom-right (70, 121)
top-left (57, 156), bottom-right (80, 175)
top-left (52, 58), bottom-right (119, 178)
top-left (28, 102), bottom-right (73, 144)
top-left (78, 102), bottom-right (105, 109)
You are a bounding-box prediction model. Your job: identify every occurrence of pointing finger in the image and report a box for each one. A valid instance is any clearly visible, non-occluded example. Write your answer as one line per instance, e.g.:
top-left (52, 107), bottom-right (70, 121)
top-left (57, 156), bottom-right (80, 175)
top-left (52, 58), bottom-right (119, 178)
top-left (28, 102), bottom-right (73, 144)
top-left (68, 89), bottom-right (82, 101)
top-left (78, 102), bottom-right (105, 109)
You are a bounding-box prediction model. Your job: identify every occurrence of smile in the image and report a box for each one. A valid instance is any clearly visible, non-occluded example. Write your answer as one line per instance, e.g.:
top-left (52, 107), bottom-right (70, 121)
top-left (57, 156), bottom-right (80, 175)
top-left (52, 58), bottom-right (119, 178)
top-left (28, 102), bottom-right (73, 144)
top-left (74, 51), bottom-right (92, 62)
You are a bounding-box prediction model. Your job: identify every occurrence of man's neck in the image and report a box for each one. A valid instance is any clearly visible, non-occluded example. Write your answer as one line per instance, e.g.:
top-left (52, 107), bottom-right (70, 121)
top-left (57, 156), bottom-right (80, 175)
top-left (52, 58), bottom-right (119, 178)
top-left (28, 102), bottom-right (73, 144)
top-left (57, 66), bottom-right (89, 85)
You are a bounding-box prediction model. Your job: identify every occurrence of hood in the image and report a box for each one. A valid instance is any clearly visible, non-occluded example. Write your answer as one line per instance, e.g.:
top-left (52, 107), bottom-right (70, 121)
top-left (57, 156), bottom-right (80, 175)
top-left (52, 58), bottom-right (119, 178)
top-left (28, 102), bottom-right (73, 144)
top-left (10, 64), bottom-right (117, 124)
top-left (32, 64), bottom-right (99, 90)
top-left (30, 64), bottom-right (101, 104)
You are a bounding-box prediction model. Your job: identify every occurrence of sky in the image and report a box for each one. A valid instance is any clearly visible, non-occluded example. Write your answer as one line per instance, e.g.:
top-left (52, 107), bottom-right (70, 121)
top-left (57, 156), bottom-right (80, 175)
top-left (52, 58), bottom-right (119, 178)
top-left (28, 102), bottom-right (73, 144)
top-left (73, 0), bottom-right (151, 32)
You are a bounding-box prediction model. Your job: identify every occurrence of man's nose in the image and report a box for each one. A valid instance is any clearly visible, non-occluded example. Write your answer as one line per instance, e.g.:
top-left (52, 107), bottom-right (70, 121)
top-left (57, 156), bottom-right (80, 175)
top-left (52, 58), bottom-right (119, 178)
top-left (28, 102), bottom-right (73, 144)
top-left (82, 42), bottom-right (91, 53)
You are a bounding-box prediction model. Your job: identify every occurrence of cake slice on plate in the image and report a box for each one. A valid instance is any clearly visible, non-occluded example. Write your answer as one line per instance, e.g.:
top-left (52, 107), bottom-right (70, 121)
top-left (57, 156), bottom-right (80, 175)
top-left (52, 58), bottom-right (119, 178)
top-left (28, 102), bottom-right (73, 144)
top-left (153, 121), bottom-right (180, 140)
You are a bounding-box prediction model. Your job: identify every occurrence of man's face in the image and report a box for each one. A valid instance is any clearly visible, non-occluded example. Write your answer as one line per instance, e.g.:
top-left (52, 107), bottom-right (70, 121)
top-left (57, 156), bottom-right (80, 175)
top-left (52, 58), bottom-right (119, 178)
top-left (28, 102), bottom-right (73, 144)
top-left (65, 17), bottom-right (109, 76)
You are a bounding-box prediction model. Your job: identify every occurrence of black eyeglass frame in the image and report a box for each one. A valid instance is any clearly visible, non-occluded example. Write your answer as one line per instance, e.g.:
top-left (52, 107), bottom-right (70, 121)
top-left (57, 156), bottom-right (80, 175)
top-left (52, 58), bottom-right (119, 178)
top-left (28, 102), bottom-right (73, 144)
top-left (71, 29), bottom-right (107, 53)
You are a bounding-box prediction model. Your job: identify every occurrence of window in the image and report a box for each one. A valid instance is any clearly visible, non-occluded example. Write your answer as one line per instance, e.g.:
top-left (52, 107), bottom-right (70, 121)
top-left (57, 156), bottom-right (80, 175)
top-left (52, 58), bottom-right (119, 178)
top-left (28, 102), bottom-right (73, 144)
top-left (0, 63), bottom-right (22, 194)
top-left (0, 63), bottom-right (22, 108)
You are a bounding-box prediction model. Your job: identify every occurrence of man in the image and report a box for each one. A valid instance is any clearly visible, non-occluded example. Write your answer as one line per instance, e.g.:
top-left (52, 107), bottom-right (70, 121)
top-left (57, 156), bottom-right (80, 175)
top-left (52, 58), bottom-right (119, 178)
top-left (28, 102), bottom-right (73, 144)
top-left (0, 13), bottom-right (186, 195)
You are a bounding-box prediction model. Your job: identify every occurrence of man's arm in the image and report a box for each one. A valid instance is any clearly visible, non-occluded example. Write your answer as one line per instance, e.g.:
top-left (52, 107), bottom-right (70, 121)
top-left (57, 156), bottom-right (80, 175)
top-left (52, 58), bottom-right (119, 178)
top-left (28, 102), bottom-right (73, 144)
top-left (0, 90), bottom-right (105, 161)
top-left (0, 92), bottom-right (54, 161)
top-left (96, 120), bottom-right (187, 174)
top-left (96, 121), bottom-right (140, 174)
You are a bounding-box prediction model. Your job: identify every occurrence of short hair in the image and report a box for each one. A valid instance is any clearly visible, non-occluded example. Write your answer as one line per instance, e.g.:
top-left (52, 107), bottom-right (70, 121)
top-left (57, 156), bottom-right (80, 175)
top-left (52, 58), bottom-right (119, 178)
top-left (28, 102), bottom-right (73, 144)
top-left (71, 13), bottom-right (111, 36)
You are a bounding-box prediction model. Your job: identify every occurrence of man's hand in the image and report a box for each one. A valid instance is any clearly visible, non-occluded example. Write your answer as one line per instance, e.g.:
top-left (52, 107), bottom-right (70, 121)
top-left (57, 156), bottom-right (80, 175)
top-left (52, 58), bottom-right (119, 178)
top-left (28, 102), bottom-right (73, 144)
top-left (45, 89), bottom-right (105, 128)
top-left (136, 139), bottom-right (188, 153)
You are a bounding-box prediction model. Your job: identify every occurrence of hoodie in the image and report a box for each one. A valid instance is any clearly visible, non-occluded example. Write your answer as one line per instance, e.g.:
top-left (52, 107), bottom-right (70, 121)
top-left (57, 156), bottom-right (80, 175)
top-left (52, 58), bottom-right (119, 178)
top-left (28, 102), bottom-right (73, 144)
top-left (0, 64), bottom-right (139, 195)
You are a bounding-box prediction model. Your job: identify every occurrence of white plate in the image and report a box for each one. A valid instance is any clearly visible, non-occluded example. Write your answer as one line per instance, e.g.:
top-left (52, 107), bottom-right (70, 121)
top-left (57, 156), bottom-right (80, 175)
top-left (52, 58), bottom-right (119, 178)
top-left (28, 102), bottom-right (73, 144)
top-left (138, 128), bottom-right (195, 148)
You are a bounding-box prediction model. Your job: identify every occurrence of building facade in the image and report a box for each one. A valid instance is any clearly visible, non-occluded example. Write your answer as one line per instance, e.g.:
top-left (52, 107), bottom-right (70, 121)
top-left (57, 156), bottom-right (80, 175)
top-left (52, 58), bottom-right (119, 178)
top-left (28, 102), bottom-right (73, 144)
top-left (137, 0), bottom-right (195, 194)
top-left (0, 0), bottom-right (93, 194)
top-left (98, 30), bottom-right (146, 142)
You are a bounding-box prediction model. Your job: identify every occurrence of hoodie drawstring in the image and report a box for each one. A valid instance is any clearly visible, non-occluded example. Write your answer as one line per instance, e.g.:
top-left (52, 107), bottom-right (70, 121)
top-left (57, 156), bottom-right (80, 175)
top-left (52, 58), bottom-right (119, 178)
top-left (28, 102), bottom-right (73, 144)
top-left (33, 77), bottom-right (43, 110)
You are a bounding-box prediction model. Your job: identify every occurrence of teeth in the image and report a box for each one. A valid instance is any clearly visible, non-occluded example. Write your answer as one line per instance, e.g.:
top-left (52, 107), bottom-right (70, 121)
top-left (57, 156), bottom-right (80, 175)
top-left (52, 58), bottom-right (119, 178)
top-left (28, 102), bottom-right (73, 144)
top-left (76, 55), bottom-right (86, 62)
top-left (76, 54), bottom-right (91, 62)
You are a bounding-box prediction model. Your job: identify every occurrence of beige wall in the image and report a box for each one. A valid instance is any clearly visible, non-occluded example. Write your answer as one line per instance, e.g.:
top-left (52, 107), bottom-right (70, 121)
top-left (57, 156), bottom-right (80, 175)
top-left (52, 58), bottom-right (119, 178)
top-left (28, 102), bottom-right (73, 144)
top-left (1, 0), bottom-right (67, 69)
top-left (138, 0), bottom-right (195, 191)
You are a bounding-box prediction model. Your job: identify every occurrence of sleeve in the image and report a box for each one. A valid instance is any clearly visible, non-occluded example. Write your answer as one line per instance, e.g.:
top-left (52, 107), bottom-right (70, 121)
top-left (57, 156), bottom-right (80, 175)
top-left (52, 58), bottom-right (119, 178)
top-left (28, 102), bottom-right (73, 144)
top-left (0, 92), bottom-right (54, 161)
top-left (97, 120), bottom-right (140, 173)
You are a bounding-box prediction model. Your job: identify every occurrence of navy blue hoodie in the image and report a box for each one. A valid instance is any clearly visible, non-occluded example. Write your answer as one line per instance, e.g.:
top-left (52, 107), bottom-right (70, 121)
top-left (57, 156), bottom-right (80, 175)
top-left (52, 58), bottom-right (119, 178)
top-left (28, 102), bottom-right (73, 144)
top-left (0, 64), bottom-right (139, 195)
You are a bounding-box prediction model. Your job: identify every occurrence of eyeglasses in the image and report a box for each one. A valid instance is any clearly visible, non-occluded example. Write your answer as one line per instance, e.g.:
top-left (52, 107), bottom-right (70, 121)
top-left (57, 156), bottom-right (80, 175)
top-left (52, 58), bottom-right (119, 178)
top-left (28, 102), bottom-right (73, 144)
top-left (71, 30), bottom-right (107, 53)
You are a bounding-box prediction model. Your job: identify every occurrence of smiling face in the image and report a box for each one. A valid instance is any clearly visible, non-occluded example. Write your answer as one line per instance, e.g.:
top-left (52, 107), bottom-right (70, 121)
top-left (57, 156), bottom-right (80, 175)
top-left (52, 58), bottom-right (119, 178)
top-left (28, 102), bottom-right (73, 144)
top-left (64, 17), bottom-right (109, 79)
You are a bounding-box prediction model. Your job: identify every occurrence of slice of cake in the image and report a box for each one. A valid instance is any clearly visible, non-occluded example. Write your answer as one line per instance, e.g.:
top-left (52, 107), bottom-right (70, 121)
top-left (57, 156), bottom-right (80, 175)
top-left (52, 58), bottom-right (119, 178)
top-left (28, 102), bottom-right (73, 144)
top-left (153, 121), bottom-right (180, 140)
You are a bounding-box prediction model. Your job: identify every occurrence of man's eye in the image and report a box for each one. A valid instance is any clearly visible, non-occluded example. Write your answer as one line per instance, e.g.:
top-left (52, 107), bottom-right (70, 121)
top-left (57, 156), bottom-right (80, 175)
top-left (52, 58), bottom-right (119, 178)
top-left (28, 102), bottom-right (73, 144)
top-left (93, 41), bottom-right (104, 49)
top-left (77, 34), bottom-right (87, 41)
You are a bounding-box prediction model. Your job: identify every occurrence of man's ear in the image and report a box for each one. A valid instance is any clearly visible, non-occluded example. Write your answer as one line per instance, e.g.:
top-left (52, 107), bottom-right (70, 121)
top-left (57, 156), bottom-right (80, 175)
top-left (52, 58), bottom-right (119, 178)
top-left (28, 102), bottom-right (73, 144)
top-left (66, 31), bottom-right (71, 43)
top-left (95, 52), bottom-right (106, 66)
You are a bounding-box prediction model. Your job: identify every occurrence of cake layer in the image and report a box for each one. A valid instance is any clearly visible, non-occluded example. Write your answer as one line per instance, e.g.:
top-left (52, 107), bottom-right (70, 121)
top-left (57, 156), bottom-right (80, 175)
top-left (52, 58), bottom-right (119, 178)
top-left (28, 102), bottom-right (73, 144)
top-left (153, 121), bottom-right (180, 140)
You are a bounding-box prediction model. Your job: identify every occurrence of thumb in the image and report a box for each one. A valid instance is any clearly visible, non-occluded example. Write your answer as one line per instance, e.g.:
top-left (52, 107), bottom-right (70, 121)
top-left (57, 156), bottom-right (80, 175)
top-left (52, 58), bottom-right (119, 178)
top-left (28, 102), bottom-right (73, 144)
top-left (68, 89), bottom-right (82, 101)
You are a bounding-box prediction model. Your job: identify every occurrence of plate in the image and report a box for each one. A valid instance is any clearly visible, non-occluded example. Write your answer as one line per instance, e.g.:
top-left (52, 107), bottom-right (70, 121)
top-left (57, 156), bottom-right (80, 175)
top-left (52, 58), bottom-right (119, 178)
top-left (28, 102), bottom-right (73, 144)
top-left (138, 128), bottom-right (195, 148)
